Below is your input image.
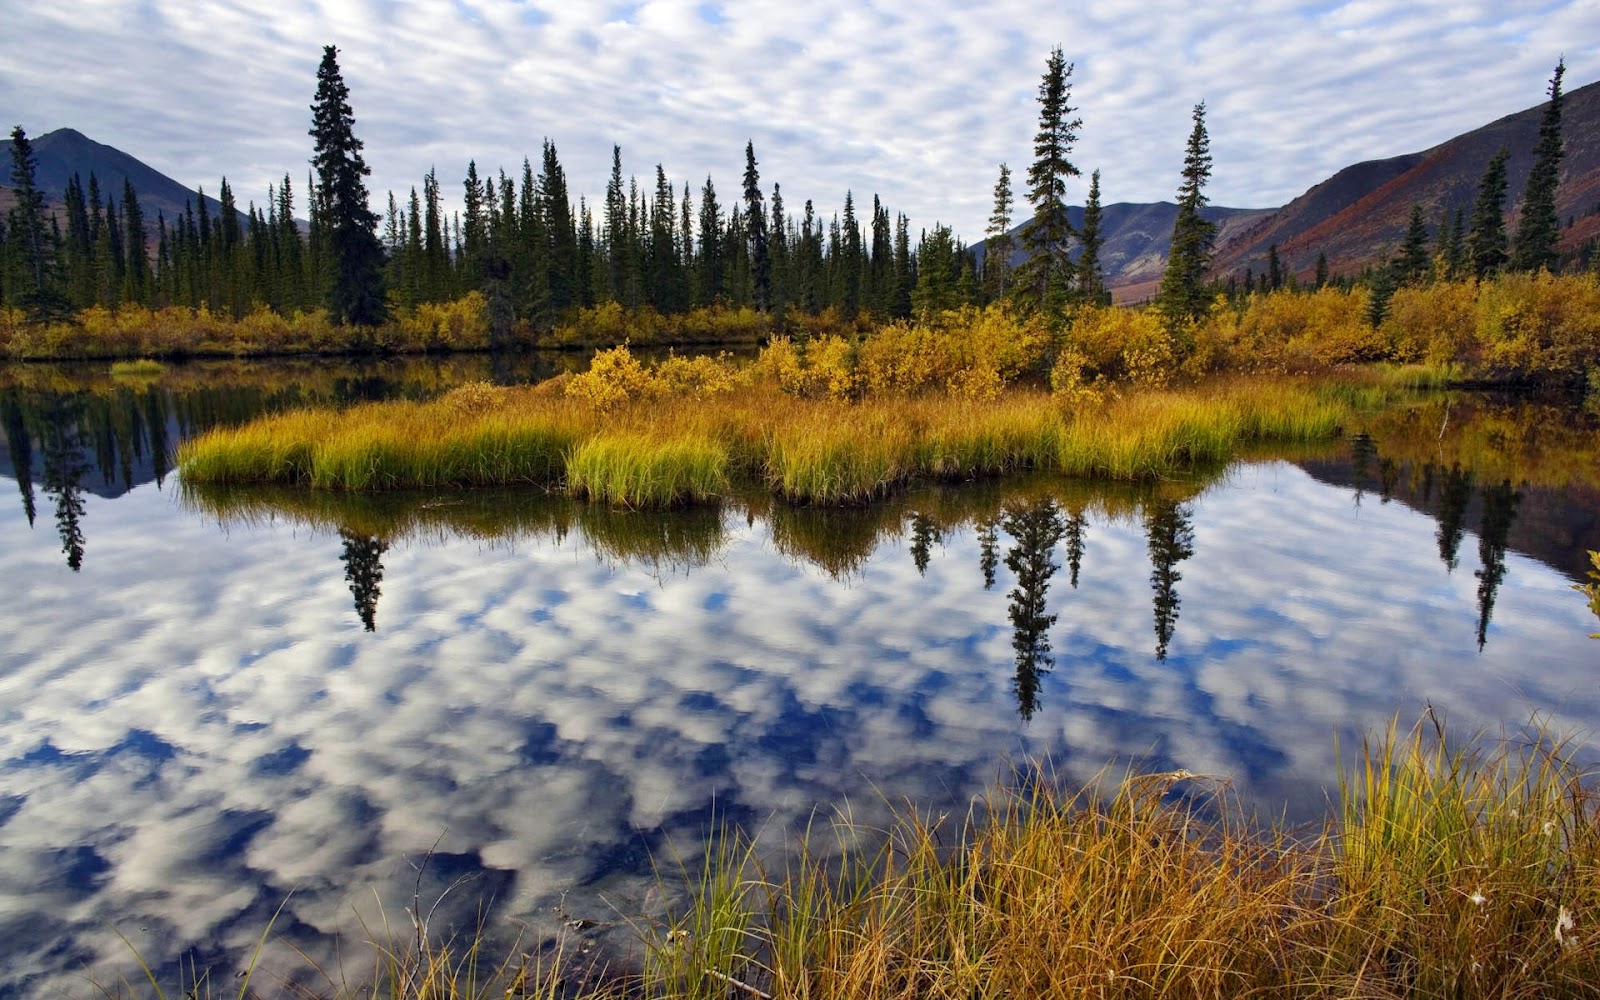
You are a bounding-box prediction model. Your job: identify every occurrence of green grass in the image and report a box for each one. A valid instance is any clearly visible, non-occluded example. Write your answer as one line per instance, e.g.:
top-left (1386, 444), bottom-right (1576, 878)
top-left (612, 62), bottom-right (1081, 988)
top-left (101, 717), bottom-right (1600, 999)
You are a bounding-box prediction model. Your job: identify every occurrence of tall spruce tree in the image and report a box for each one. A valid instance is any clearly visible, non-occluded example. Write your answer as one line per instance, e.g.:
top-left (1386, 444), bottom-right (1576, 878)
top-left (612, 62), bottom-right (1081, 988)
top-left (1014, 47), bottom-right (1081, 315)
top-left (984, 162), bottom-right (1015, 300)
top-left (1077, 169), bottom-right (1108, 305)
top-left (742, 141), bottom-right (769, 312)
top-left (5, 126), bottom-right (63, 318)
top-left (1511, 59), bottom-right (1565, 273)
top-left (1155, 101), bottom-right (1217, 325)
top-left (1467, 147), bottom-right (1510, 280)
top-left (309, 45), bottom-right (386, 325)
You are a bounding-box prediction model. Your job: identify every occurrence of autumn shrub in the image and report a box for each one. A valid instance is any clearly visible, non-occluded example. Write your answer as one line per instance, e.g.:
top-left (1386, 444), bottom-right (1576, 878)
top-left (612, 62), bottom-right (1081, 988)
top-left (1220, 286), bottom-right (1381, 368)
top-left (1382, 280), bottom-right (1479, 366)
top-left (395, 291), bottom-right (490, 351)
top-left (1474, 271), bottom-right (1600, 385)
top-left (1063, 303), bottom-right (1176, 386)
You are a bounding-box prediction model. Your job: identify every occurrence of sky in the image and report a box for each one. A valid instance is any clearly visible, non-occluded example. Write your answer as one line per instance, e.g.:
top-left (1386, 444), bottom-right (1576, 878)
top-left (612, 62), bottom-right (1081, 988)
top-left (4, 1), bottom-right (1599, 246)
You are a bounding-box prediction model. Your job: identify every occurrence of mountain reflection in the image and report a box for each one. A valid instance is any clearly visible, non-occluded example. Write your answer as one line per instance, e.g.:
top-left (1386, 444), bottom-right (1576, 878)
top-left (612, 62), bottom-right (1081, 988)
top-left (1001, 498), bottom-right (1065, 721)
top-left (1145, 499), bottom-right (1195, 662)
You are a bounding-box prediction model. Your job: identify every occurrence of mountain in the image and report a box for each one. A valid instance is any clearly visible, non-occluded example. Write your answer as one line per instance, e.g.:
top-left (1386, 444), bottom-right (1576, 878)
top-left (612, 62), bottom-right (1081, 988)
top-left (1206, 76), bottom-right (1600, 285)
top-left (980, 75), bottom-right (1600, 301)
top-left (1, 127), bottom-right (244, 225)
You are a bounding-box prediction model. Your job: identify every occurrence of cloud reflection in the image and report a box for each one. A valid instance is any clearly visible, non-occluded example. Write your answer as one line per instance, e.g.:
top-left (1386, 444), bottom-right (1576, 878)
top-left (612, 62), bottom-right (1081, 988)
top-left (0, 461), bottom-right (1596, 995)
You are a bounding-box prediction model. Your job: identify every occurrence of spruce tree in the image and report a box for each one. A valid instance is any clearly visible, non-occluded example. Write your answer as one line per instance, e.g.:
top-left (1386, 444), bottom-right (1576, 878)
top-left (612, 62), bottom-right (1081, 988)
top-left (1155, 101), bottom-right (1218, 326)
top-left (1014, 48), bottom-right (1082, 315)
top-left (1077, 169), bottom-right (1107, 305)
top-left (5, 126), bottom-right (63, 318)
top-left (1396, 203), bottom-right (1431, 285)
top-left (984, 162), bottom-right (1015, 300)
top-left (697, 176), bottom-right (723, 306)
top-left (742, 141), bottom-right (769, 312)
top-left (309, 45), bottom-right (386, 326)
top-left (121, 179), bottom-right (151, 305)
top-left (1511, 59), bottom-right (1565, 273)
top-left (1468, 148), bottom-right (1510, 280)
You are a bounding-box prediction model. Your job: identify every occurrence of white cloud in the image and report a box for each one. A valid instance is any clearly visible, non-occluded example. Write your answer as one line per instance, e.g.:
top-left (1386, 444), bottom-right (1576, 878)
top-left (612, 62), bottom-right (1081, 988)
top-left (3, 2), bottom-right (1597, 241)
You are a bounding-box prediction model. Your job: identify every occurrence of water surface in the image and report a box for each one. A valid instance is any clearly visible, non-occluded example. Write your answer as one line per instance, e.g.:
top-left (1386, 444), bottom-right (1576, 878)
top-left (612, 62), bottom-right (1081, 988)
top-left (1, 361), bottom-right (1597, 997)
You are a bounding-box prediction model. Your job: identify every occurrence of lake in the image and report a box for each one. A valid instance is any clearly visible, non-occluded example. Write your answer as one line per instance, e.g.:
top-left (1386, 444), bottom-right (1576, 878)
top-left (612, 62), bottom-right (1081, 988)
top-left (1, 358), bottom-right (1597, 997)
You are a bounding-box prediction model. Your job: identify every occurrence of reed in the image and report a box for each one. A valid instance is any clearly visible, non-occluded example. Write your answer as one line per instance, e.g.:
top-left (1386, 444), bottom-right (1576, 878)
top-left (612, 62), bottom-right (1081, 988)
top-left (566, 431), bottom-right (729, 506)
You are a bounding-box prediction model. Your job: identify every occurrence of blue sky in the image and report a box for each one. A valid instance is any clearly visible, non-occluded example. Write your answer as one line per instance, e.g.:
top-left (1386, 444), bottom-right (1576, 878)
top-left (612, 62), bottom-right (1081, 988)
top-left (3, 1), bottom-right (1597, 241)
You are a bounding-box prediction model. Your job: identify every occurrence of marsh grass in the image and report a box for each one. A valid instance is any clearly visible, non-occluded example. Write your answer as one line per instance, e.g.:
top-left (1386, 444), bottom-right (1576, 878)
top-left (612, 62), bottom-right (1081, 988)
top-left (180, 373), bottom-right (1366, 505)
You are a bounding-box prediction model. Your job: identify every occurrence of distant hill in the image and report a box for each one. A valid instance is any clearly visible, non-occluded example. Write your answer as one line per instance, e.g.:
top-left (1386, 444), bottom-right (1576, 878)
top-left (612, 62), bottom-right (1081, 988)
top-left (1, 127), bottom-right (244, 225)
top-left (1208, 76), bottom-right (1600, 284)
top-left (977, 75), bottom-right (1600, 300)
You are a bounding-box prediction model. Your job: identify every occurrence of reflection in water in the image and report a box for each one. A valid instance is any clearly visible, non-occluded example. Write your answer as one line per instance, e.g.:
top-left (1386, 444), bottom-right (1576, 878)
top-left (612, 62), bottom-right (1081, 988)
top-left (977, 515), bottom-right (999, 590)
top-left (1001, 498), bottom-right (1065, 721)
top-left (1435, 464), bottom-right (1475, 573)
top-left (1145, 499), bottom-right (1195, 661)
top-left (909, 512), bottom-right (940, 576)
top-left (1064, 509), bottom-right (1086, 589)
top-left (1349, 431), bottom-right (1378, 505)
top-left (1475, 479), bottom-right (1523, 650)
top-left (340, 529), bottom-right (389, 632)
top-left (1, 392), bottom-right (37, 526)
top-left (39, 396), bottom-right (93, 572)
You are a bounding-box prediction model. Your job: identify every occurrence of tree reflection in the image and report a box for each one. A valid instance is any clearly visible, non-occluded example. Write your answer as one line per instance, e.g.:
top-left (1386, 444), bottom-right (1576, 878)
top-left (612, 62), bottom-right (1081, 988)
top-left (908, 511), bottom-right (940, 576)
top-left (1350, 432), bottom-right (1378, 505)
top-left (1145, 499), bottom-right (1195, 661)
top-left (1, 393), bottom-right (37, 527)
top-left (340, 529), bottom-right (389, 632)
top-left (1435, 464), bottom-right (1475, 572)
top-left (977, 515), bottom-right (999, 590)
top-left (1001, 499), bottom-right (1064, 721)
top-left (1064, 509), bottom-right (1086, 588)
top-left (1474, 479), bottom-right (1522, 650)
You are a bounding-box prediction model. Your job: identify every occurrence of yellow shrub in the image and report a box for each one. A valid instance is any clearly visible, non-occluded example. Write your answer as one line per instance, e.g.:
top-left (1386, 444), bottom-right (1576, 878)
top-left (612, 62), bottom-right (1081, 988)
top-left (1381, 282), bottom-right (1479, 366)
top-left (1225, 287), bottom-right (1380, 368)
top-left (564, 344), bottom-right (656, 410)
top-left (653, 352), bottom-right (743, 398)
top-left (1065, 305), bottom-right (1175, 385)
top-left (1475, 272), bottom-right (1600, 383)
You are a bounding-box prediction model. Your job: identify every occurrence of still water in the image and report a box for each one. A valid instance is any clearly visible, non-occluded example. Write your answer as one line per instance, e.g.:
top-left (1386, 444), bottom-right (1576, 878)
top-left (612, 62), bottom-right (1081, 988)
top-left (1, 359), bottom-right (1597, 997)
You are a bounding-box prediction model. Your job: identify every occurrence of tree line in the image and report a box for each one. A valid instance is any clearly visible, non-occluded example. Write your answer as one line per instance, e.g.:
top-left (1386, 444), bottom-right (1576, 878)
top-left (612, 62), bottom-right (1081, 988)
top-left (2, 48), bottom-right (1583, 345)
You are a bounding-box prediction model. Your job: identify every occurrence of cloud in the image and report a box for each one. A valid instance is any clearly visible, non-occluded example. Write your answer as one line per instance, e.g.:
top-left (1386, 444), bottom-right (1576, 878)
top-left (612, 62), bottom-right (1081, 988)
top-left (4, 2), bottom-right (1597, 241)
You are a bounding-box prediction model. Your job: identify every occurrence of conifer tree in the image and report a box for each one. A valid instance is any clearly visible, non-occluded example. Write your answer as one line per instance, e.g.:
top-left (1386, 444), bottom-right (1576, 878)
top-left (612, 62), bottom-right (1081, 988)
top-left (1511, 59), bottom-right (1565, 273)
top-left (5, 126), bottom-right (63, 318)
top-left (1077, 169), bottom-right (1108, 305)
top-left (984, 162), bottom-right (1015, 300)
top-left (1314, 252), bottom-right (1329, 289)
top-left (892, 212), bottom-right (913, 319)
top-left (121, 179), bottom-right (151, 305)
top-left (539, 139), bottom-right (577, 317)
top-left (1014, 47), bottom-right (1082, 315)
top-left (309, 45), bottom-right (386, 325)
top-left (1396, 203), bottom-right (1431, 285)
top-left (697, 176), bottom-right (723, 306)
top-left (1156, 102), bottom-right (1217, 325)
top-left (742, 141), bottom-right (769, 311)
top-left (769, 183), bottom-right (790, 319)
top-left (1468, 148), bottom-right (1510, 280)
